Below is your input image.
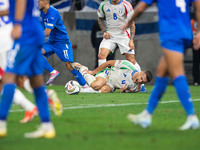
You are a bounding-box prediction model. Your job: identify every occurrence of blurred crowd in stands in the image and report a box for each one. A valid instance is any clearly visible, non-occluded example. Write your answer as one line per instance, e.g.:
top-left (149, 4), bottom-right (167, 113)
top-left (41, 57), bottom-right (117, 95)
top-left (50, 0), bottom-right (140, 11)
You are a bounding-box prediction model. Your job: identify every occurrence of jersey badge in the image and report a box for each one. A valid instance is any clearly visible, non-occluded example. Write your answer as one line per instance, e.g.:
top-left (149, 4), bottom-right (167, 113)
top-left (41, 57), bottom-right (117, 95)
top-left (123, 73), bottom-right (127, 77)
top-left (106, 9), bottom-right (111, 12)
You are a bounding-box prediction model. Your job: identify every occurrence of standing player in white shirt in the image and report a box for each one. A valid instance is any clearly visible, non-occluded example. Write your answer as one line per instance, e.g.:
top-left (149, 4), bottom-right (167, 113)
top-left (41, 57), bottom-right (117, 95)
top-left (97, 0), bottom-right (146, 91)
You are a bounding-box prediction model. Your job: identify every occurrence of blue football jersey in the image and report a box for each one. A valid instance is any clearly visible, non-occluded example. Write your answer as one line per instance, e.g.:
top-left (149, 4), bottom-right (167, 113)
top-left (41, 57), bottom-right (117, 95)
top-left (40, 6), bottom-right (70, 42)
top-left (9, 0), bottom-right (44, 44)
top-left (141, 0), bottom-right (196, 41)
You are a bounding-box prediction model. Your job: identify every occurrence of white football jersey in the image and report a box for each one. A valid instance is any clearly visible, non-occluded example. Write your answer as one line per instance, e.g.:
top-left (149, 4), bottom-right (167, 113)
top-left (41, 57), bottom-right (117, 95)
top-left (108, 60), bottom-right (139, 91)
top-left (0, 0), bottom-right (13, 53)
top-left (97, 0), bottom-right (134, 37)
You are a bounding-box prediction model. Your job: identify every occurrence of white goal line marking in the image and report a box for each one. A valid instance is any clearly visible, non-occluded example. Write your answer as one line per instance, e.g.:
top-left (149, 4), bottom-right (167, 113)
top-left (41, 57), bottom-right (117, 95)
top-left (10, 99), bottom-right (200, 113)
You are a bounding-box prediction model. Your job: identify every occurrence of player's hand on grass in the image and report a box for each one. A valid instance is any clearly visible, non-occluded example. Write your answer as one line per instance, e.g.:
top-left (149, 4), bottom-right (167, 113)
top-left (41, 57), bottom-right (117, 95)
top-left (119, 84), bottom-right (130, 93)
top-left (11, 24), bottom-right (22, 40)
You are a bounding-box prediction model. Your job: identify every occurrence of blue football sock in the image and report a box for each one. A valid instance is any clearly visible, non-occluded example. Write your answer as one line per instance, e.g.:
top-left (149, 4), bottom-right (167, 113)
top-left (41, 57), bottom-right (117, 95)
top-left (173, 75), bottom-right (195, 115)
top-left (33, 86), bottom-right (50, 122)
top-left (70, 69), bottom-right (86, 86)
top-left (0, 84), bottom-right (16, 120)
top-left (40, 55), bottom-right (54, 73)
top-left (146, 77), bottom-right (169, 114)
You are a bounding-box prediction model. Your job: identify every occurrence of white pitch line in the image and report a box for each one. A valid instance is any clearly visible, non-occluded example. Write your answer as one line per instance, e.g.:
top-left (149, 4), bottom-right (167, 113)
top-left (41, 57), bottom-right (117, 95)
top-left (9, 99), bottom-right (200, 113)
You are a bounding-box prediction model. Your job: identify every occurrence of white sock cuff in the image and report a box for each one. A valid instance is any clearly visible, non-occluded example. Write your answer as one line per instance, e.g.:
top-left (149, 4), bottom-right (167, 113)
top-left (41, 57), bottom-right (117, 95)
top-left (84, 74), bottom-right (96, 86)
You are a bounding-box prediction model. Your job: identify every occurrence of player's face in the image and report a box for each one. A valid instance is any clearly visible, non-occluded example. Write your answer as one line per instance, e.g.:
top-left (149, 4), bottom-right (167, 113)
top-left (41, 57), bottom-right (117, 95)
top-left (38, 0), bottom-right (45, 10)
top-left (133, 72), bottom-right (148, 84)
top-left (111, 0), bottom-right (120, 4)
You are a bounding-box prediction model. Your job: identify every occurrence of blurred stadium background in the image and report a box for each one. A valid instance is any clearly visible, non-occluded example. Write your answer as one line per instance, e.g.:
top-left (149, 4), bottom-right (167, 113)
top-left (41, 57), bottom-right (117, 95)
top-left (44, 0), bottom-right (194, 85)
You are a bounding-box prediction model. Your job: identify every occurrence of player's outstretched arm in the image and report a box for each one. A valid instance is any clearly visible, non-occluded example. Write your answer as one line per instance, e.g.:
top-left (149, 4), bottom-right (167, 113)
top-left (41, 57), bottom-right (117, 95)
top-left (90, 60), bottom-right (116, 75)
top-left (193, 0), bottom-right (200, 50)
top-left (122, 1), bottom-right (148, 31)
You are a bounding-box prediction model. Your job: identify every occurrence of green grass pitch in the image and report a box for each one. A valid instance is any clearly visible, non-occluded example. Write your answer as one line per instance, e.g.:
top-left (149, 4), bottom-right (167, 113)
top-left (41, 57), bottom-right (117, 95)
top-left (0, 85), bottom-right (200, 150)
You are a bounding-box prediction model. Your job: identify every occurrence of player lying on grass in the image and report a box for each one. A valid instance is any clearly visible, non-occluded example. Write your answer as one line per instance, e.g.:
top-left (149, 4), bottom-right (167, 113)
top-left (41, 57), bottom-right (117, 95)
top-left (72, 60), bottom-right (153, 93)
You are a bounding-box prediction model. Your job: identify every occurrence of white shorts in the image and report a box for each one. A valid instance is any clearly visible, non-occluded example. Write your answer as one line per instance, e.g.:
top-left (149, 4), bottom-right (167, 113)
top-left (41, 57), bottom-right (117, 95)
top-left (99, 36), bottom-right (135, 55)
top-left (0, 52), bottom-right (8, 71)
top-left (0, 23), bottom-right (13, 53)
top-left (95, 69), bottom-right (116, 92)
top-left (95, 69), bottom-right (110, 81)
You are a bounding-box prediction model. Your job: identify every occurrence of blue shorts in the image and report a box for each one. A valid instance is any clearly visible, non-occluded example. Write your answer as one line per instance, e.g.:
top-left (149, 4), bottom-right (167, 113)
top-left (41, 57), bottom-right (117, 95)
top-left (43, 41), bottom-right (73, 62)
top-left (160, 39), bottom-right (192, 53)
top-left (6, 41), bottom-right (44, 77)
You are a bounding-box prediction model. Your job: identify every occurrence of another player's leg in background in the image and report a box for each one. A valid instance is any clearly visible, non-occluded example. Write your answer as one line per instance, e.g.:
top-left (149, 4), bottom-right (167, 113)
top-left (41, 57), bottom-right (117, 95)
top-left (0, 74), bottom-right (37, 123)
top-left (128, 49), bottom-right (199, 130)
top-left (24, 75), bottom-right (55, 138)
top-left (98, 48), bottom-right (111, 66)
top-left (65, 62), bottom-right (87, 87)
top-left (40, 55), bottom-right (60, 85)
top-left (18, 77), bottom-right (63, 116)
top-left (127, 56), bottom-right (169, 128)
top-left (71, 62), bottom-right (108, 92)
top-left (163, 49), bottom-right (199, 130)
top-left (0, 73), bottom-right (17, 137)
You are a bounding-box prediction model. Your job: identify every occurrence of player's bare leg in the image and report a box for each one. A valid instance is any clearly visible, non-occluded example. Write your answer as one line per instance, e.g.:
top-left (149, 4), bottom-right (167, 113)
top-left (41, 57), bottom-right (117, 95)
top-left (127, 56), bottom-right (168, 128)
top-left (98, 48), bottom-right (111, 66)
top-left (163, 49), bottom-right (199, 130)
top-left (100, 85), bottom-right (112, 93)
top-left (24, 75), bottom-right (55, 138)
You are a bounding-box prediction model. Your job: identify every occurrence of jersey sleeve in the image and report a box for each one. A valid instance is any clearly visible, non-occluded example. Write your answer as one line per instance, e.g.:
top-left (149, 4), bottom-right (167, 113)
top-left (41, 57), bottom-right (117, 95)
top-left (123, 1), bottom-right (134, 20)
top-left (97, 2), bottom-right (105, 18)
top-left (0, 0), bottom-right (9, 11)
top-left (141, 0), bottom-right (155, 5)
top-left (45, 11), bottom-right (58, 29)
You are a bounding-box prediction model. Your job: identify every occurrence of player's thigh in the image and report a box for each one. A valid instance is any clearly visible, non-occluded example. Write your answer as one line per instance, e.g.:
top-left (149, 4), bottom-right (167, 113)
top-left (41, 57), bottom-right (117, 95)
top-left (117, 37), bottom-right (135, 55)
top-left (54, 42), bottom-right (73, 62)
top-left (29, 75), bottom-right (44, 88)
top-left (156, 56), bottom-right (169, 77)
top-left (99, 39), bottom-right (117, 56)
top-left (90, 76), bottom-right (107, 90)
top-left (100, 85), bottom-right (112, 93)
top-left (163, 48), bottom-right (184, 79)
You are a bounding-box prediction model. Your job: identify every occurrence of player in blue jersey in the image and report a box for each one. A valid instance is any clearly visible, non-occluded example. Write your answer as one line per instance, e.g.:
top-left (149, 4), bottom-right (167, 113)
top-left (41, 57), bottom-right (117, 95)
top-left (122, 0), bottom-right (200, 130)
top-left (39, 0), bottom-right (87, 86)
top-left (0, 0), bottom-right (55, 138)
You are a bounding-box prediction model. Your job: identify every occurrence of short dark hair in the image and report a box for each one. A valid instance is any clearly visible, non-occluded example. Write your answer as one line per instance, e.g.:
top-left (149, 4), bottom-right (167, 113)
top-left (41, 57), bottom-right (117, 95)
top-left (145, 70), bottom-right (153, 82)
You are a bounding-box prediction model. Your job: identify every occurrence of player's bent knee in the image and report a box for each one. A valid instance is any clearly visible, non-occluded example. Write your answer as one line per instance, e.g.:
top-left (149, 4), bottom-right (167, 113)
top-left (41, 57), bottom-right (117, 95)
top-left (90, 82), bottom-right (103, 91)
top-left (100, 85), bottom-right (111, 93)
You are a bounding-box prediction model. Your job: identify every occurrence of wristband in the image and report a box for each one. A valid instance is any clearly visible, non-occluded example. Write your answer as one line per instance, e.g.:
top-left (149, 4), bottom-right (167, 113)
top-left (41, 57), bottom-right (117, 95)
top-left (14, 20), bottom-right (22, 25)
